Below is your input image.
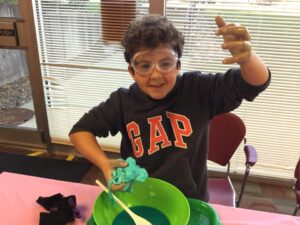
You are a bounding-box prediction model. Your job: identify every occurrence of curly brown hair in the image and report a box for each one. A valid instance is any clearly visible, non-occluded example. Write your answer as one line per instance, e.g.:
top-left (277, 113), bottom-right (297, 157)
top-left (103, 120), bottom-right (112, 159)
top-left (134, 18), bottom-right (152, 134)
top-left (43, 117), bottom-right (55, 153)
top-left (121, 14), bottom-right (185, 63)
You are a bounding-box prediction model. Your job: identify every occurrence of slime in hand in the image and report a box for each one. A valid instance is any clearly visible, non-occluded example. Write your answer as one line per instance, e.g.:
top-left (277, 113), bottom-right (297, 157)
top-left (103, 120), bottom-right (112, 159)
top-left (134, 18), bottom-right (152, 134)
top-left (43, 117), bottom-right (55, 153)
top-left (108, 157), bottom-right (148, 201)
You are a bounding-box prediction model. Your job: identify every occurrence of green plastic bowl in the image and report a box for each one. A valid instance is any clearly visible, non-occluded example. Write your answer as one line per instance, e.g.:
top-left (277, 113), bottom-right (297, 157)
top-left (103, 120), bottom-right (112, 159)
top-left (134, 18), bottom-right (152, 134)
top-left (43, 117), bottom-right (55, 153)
top-left (93, 178), bottom-right (190, 225)
top-left (187, 198), bottom-right (222, 225)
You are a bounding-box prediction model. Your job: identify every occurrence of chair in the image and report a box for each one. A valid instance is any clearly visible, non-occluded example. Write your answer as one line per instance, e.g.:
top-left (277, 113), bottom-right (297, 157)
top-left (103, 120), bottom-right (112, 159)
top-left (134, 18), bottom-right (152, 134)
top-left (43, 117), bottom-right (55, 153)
top-left (293, 159), bottom-right (300, 216)
top-left (207, 112), bottom-right (257, 207)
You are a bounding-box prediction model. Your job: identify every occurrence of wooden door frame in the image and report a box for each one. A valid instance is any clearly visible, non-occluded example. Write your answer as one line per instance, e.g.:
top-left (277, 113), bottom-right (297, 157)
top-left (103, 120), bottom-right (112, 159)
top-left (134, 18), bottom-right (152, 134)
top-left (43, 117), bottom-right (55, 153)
top-left (0, 0), bottom-right (52, 152)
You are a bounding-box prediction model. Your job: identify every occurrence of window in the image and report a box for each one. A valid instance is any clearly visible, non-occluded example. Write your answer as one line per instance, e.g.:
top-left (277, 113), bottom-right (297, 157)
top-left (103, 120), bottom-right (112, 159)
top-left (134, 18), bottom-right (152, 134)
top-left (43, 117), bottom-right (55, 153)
top-left (34, 0), bottom-right (300, 180)
top-left (165, 0), bottom-right (300, 179)
top-left (33, 0), bottom-right (148, 150)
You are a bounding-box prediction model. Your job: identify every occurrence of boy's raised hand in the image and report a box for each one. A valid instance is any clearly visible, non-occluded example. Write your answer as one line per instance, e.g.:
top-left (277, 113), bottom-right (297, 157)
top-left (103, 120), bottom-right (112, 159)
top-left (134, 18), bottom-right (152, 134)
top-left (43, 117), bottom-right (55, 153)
top-left (215, 16), bottom-right (252, 65)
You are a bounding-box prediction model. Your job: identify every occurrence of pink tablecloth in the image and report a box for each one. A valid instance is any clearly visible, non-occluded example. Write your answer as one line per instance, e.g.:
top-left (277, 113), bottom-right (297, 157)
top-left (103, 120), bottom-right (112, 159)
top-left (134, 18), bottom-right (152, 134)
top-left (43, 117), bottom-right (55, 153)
top-left (0, 172), bottom-right (299, 225)
top-left (212, 204), bottom-right (300, 225)
top-left (0, 172), bottom-right (101, 225)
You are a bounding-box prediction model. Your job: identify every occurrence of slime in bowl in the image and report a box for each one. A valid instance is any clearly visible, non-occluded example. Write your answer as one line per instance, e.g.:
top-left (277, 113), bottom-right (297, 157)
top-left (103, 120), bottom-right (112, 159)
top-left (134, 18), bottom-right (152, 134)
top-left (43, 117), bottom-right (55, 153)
top-left (93, 178), bottom-right (190, 225)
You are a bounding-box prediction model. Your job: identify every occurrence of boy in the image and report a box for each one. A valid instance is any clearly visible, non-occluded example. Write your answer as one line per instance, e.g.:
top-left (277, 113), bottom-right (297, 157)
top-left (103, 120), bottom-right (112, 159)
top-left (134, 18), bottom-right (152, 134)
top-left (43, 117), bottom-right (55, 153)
top-left (69, 14), bottom-right (270, 202)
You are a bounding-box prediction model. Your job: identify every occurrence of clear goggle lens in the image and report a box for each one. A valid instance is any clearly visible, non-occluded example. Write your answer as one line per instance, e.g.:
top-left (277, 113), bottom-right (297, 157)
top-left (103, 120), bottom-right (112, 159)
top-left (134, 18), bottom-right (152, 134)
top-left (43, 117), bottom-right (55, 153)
top-left (131, 50), bottom-right (178, 76)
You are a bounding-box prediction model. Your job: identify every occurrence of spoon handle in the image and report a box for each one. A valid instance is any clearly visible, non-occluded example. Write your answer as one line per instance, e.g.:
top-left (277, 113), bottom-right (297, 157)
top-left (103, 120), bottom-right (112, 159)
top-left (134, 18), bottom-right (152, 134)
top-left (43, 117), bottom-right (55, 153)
top-left (95, 179), bottom-right (133, 216)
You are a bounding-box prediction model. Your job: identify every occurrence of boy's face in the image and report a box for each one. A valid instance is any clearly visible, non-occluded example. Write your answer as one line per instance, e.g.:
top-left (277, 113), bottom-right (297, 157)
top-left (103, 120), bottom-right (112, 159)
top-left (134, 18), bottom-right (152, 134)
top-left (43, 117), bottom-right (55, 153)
top-left (128, 47), bottom-right (180, 100)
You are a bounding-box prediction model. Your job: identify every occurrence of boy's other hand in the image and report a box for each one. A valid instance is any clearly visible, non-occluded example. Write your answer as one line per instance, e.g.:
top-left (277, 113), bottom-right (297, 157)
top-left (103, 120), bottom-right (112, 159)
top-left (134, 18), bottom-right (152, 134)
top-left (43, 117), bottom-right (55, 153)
top-left (215, 16), bottom-right (252, 65)
top-left (104, 159), bottom-right (128, 191)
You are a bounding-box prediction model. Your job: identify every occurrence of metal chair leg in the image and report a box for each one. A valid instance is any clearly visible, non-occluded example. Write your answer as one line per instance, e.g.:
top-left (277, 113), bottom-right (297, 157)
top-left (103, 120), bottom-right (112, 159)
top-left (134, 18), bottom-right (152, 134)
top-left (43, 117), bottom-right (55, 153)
top-left (236, 165), bottom-right (250, 207)
top-left (293, 205), bottom-right (299, 216)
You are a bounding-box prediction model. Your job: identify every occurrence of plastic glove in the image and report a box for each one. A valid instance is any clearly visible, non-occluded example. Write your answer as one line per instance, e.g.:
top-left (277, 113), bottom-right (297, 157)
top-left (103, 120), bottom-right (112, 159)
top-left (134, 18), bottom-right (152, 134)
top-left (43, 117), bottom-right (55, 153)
top-left (215, 16), bottom-right (252, 65)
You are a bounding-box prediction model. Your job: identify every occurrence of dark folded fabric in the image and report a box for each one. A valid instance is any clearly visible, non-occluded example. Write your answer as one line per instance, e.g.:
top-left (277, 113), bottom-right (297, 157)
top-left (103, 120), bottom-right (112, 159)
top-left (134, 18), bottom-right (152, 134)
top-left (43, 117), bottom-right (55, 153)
top-left (37, 193), bottom-right (81, 225)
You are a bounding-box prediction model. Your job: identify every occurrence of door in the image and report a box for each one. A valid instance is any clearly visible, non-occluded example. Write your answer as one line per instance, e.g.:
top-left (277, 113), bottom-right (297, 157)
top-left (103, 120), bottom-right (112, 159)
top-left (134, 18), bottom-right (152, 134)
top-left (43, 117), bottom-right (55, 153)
top-left (0, 1), bottom-right (51, 151)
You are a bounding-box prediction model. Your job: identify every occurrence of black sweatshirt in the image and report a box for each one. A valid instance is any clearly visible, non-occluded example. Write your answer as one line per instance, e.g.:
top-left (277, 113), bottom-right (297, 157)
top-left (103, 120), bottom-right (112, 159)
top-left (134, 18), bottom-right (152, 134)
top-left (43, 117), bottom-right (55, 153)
top-left (70, 69), bottom-right (270, 201)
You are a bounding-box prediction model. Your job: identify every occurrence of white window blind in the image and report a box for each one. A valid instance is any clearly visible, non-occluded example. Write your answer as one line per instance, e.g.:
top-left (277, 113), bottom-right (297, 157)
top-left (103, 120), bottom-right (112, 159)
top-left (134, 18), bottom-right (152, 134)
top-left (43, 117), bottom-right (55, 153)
top-left (33, 0), bottom-right (300, 180)
top-left (33, 0), bottom-right (149, 150)
top-left (165, 0), bottom-right (300, 180)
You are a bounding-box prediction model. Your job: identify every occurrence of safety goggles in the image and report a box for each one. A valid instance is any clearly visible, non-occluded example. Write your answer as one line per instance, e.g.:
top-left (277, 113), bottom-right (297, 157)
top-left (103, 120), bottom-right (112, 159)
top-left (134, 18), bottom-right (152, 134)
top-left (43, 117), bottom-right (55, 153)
top-left (130, 49), bottom-right (179, 77)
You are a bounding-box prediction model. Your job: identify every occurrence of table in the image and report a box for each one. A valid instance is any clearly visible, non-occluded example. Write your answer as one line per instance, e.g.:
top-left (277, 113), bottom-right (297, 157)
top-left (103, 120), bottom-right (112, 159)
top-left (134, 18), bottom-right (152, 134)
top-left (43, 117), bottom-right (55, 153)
top-left (0, 172), bottom-right (100, 225)
top-left (0, 172), bottom-right (299, 225)
top-left (212, 204), bottom-right (300, 225)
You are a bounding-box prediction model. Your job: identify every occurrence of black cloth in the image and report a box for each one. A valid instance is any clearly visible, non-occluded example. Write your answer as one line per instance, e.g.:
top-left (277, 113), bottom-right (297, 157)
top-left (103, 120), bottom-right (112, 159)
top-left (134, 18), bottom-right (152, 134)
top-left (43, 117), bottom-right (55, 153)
top-left (70, 69), bottom-right (271, 201)
top-left (37, 193), bottom-right (80, 225)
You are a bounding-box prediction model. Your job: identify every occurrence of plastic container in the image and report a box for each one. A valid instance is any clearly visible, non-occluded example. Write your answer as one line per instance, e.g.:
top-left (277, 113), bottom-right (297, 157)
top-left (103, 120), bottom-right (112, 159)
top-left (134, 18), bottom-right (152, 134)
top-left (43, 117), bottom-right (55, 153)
top-left (88, 178), bottom-right (221, 225)
top-left (92, 178), bottom-right (190, 225)
top-left (187, 198), bottom-right (222, 225)
top-left (88, 197), bottom-right (221, 225)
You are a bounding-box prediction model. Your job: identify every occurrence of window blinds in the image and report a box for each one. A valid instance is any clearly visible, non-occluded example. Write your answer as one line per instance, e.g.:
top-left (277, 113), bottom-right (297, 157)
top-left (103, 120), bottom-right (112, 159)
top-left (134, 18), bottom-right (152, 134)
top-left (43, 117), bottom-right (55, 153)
top-left (33, 0), bottom-right (148, 149)
top-left (165, 0), bottom-right (300, 180)
top-left (33, 0), bottom-right (300, 180)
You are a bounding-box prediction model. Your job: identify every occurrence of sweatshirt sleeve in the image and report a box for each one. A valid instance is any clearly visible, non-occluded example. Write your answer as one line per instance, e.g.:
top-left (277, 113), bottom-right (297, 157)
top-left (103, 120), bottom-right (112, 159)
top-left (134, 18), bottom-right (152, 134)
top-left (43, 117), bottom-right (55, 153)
top-left (69, 90), bottom-right (123, 137)
top-left (209, 68), bottom-right (271, 116)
